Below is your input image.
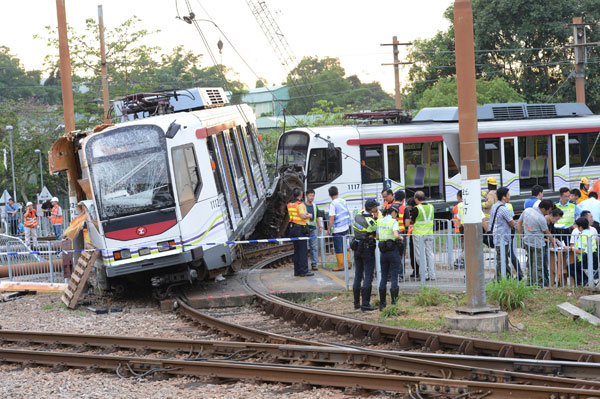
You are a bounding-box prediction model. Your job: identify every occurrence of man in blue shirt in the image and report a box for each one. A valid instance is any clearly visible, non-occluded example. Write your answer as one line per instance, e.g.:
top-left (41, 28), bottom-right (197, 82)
top-left (524, 185), bottom-right (543, 209)
top-left (5, 198), bottom-right (19, 236)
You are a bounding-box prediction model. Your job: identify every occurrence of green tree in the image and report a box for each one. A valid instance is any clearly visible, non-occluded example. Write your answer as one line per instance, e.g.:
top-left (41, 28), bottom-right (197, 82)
top-left (405, 0), bottom-right (600, 112)
top-left (286, 56), bottom-right (394, 114)
top-left (416, 77), bottom-right (524, 109)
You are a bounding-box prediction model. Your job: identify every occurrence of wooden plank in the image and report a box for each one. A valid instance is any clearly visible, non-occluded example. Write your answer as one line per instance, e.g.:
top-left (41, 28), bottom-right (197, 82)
top-left (63, 288), bottom-right (74, 299)
top-left (0, 281), bottom-right (66, 293)
top-left (71, 273), bottom-right (81, 283)
top-left (558, 302), bottom-right (600, 327)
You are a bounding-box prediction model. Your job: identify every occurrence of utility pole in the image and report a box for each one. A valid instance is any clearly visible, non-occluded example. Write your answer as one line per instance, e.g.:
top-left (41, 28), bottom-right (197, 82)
top-left (452, 0), bottom-right (499, 319)
top-left (568, 17), bottom-right (599, 104)
top-left (56, 0), bottom-right (75, 134)
top-left (381, 36), bottom-right (412, 109)
top-left (98, 5), bottom-right (111, 123)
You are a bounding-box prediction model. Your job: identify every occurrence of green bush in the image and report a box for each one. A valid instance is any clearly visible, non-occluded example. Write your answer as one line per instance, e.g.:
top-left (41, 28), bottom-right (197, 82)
top-left (486, 277), bottom-right (534, 311)
top-left (414, 287), bottom-right (444, 307)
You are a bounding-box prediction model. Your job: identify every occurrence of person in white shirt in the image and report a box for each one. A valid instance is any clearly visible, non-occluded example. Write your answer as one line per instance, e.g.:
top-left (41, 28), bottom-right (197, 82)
top-left (571, 210), bottom-right (599, 245)
top-left (579, 192), bottom-right (600, 223)
top-left (327, 186), bottom-right (351, 271)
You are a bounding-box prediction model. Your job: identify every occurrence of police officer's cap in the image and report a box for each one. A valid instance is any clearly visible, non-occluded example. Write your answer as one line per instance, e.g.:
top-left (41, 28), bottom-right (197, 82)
top-left (389, 203), bottom-right (401, 213)
top-left (365, 199), bottom-right (379, 209)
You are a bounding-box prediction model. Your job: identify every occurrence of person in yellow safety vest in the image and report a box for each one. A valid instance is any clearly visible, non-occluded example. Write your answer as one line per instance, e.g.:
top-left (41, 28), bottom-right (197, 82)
top-left (410, 191), bottom-right (436, 280)
top-left (50, 197), bottom-right (63, 239)
top-left (579, 177), bottom-right (591, 204)
top-left (568, 216), bottom-right (599, 285)
top-left (555, 187), bottom-right (577, 245)
top-left (376, 203), bottom-right (403, 310)
top-left (452, 190), bottom-right (465, 269)
top-left (481, 177), bottom-right (498, 221)
top-left (328, 186), bottom-right (351, 271)
top-left (287, 188), bottom-right (314, 277)
top-left (23, 201), bottom-right (39, 248)
top-left (304, 189), bottom-right (323, 271)
top-left (351, 198), bottom-right (380, 311)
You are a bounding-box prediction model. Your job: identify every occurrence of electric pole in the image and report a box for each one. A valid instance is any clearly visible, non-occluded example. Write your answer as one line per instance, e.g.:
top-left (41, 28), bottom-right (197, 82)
top-left (381, 36), bottom-right (412, 109)
top-left (98, 5), bottom-right (111, 123)
top-left (568, 17), bottom-right (599, 104)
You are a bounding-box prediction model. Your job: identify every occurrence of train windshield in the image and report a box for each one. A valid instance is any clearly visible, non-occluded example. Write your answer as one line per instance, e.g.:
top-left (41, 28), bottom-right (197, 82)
top-left (276, 131), bottom-right (309, 168)
top-left (85, 125), bottom-right (175, 220)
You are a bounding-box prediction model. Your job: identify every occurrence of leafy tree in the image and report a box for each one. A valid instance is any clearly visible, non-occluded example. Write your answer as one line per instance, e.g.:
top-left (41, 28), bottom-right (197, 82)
top-left (405, 0), bottom-right (600, 112)
top-left (286, 56), bottom-right (394, 114)
top-left (416, 77), bottom-right (524, 109)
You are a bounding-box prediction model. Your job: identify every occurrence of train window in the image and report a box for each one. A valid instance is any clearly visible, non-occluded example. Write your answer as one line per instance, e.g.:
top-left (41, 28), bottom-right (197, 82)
top-left (228, 129), bottom-right (245, 177)
top-left (569, 135), bottom-right (582, 167)
top-left (386, 145), bottom-right (401, 182)
top-left (503, 139), bottom-right (516, 174)
top-left (446, 149), bottom-right (459, 178)
top-left (361, 145), bottom-right (384, 183)
top-left (276, 131), bottom-right (309, 168)
top-left (235, 126), bottom-right (258, 196)
top-left (586, 133), bottom-right (600, 165)
top-left (172, 144), bottom-right (201, 219)
top-left (555, 136), bottom-right (566, 170)
top-left (307, 147), bottom-right (342, 188)
top-left (479, 139), bottom-right (501, 174)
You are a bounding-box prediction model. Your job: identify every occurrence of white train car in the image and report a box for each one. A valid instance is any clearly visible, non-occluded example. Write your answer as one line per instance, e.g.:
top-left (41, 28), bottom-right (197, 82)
top-left (57, 88), bottom-right (270, 291)
top-left (276, 103), bottom-right (600, 214)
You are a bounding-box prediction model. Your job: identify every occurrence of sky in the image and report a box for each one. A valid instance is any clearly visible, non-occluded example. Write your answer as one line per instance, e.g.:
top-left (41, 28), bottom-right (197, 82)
top-left (0, 0), bottom-right (454, 94)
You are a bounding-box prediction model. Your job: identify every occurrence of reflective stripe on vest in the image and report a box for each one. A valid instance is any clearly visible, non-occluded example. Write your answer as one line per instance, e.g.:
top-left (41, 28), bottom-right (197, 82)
top-left (577, 229), bottom-right (598, 261)
top-left (413, 203), bottom-right (434, 235)
top-left (24, 210), bottom-right (38, 228)
top-left (353, 210), bottom-right (376, 235)
top-left (332, 198), bottom-right (350, 229)
top-left (51, 205), bottom-right (63, 225)
top-left (287, 201), bottom-right (307, 225)
top-left (452, 203), bottom-right (463, 233)
top-left (398, 204), bottom-right (406, 232)
top-left (306, 203), bottom-right (318, 226)
top-left (377, 216), bottom-right (396, 241)
top-left (506, 202), bottom-right (514, 217)
top-left (555, 202), bottom-right (575, 229)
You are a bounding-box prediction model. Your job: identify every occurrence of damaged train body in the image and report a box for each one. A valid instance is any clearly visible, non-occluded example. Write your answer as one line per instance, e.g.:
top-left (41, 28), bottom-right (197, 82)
top-left (50, 88), bottom-right (271, 292)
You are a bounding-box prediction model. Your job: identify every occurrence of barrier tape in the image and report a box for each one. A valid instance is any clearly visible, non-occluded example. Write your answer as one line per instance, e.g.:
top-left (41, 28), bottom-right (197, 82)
top-left (0, 235), bottom-right (342, 256)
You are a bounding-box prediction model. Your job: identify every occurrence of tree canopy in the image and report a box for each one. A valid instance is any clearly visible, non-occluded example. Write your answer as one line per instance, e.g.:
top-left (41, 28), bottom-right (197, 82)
top-left (285, 56), bottom-right (394, 114)
top-left (404, 0), bottom-right (600, 112)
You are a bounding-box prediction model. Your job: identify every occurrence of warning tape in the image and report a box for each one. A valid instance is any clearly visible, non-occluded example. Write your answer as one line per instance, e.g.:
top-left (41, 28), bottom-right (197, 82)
top-left (0, 235), bottom-right (345, 256)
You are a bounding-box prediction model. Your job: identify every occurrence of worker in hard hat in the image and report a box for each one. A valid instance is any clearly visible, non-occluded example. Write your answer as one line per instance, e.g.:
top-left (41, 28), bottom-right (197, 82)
top-left (50, 197), bottom-right (64, 239)
top-left (579, 177), bottom-right (591, 204)
top-left (482, 176), bottom-right (499, 221)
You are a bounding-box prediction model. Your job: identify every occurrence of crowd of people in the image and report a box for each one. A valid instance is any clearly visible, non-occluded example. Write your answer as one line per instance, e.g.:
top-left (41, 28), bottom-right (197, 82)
top-left (2, 197), bottom-right (64, 247)
top-left (468, 177), bottom-right (600, 287)
top-left (286, 186), bottom-right (437, 312)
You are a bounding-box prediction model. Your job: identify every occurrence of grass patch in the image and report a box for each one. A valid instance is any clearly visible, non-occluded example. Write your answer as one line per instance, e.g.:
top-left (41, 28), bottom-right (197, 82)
top-left (41, 304), bottom-right (55, 310)
top-left (380, 303), bottom-right (410, 319)
top-left (486, 277), bottom-right (534, 311)
top-left (414, 287), bottom-right (446, 306)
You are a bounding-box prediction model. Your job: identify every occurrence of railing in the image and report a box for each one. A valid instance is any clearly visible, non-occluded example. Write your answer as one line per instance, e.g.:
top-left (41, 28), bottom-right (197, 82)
top-left (0, 235), bottom-right (64, 284)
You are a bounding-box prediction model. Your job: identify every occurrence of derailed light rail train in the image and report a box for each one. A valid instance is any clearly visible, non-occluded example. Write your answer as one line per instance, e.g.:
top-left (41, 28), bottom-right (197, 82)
top-left (276, 102), bottom-right (600, 215)
top-left (50, 88), bottom-right (291, 293)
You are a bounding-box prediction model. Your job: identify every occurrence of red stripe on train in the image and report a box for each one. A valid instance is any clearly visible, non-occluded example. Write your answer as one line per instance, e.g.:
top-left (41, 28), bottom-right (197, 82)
top-left (104, 219), bottom-right (177, 241)
top-left (346, 126), bottom-right (600, 145)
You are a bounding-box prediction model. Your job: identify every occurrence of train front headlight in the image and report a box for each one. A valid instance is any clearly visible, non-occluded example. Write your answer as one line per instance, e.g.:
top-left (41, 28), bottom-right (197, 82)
top-left (113, 249), bottom-right (131, 261)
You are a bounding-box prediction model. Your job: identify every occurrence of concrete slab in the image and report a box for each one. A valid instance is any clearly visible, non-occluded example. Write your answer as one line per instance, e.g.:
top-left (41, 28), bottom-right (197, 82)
top-left (183, 265), bottom-right (346, 308)
top-left (558, 302), bottom-right (600, 326)
top-left (445, 311), bottom-right (508, 332)
top-left (579, 294), bottom-right (600, 318)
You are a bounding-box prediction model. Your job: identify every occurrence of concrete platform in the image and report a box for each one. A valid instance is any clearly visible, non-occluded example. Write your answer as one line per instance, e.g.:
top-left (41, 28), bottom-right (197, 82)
top-left (580, 294), bottom-right (600, 318)
top-left (183, 265), bottom-right (346, 308)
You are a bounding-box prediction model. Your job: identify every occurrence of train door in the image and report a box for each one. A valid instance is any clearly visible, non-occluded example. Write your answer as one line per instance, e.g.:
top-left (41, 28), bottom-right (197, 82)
top-left (443, 145), bottom-right (460, 201)
top-left (552, 134), bottom-right (570, 190)
top-left (479, 138), bottom-right (502, 191)
top-left (383, 144), bottom-right (405, 193)
top-left (206, 136), bottom-right (234, 236)
top-left (403, 141), bottom-right (443, 199)
top-left (500, 137), bottom-right (520, 196)
top-left (517, 136), bottom-right (551, 192)
top-left (360, 145), bottom-right (384, 202)
top-left (213, 133), bottom-right (242, 229)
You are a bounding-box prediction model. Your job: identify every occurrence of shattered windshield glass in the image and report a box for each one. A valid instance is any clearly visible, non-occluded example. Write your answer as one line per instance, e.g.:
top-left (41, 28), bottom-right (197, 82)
top-left (86, 125), bottom-right (175, 220)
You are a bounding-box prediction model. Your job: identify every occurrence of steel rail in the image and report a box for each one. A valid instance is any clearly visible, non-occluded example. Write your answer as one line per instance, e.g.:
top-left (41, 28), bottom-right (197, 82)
top-left (242, 252), bottom-right (600, 364)
top-left (0, 347), bottom-right (598, 398)
top-left (1, 330), bottom-right (598, 387)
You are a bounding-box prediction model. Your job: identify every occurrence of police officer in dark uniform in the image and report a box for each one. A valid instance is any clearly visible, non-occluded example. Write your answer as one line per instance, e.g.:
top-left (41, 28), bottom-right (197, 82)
top-left (351, 199), bottom-right (379, 311)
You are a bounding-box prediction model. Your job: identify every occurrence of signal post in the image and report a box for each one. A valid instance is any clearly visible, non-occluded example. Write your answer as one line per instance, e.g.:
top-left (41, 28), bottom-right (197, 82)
top-left (445, 0), bottom-right (507, 332)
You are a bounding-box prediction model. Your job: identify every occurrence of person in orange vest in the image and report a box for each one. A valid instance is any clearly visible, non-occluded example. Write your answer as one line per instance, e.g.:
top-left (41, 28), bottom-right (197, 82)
top-left (579, 177), bottom-right (591, 204)
top-left (394, 190), bottom-right (411, 281)
top-left (23, 201), bottom-right (39, 248)
top-left (287, 188), bottom-right (313, 277)
top-left (50, 197), bottom-right (64, 240)
top-left (452, 190), bottom-right (465, 268)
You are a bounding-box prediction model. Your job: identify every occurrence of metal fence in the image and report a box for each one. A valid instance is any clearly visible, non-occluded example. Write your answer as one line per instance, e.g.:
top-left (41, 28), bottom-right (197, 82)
top-left (0, 235), bottom-right (64, 284)
top-left (1, 209), bottom-right (71, 238)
